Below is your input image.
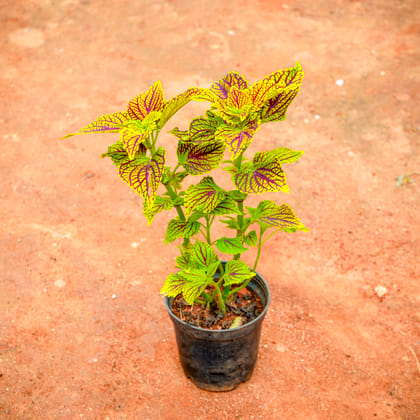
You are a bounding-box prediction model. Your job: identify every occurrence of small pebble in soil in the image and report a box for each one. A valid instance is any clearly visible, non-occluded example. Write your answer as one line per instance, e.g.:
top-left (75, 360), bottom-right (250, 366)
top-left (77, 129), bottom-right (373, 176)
top-left (336, 79), bottom-right (344, 86)
top-left (374, 286), bottom-right (387, 298)
top-left (111, 294), bottom-right (117, 299)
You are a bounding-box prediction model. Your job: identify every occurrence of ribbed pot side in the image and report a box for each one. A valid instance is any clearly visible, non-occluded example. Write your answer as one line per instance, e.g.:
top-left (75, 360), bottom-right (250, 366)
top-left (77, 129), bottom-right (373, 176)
top-left (164, 271), bottom-right (270, 392)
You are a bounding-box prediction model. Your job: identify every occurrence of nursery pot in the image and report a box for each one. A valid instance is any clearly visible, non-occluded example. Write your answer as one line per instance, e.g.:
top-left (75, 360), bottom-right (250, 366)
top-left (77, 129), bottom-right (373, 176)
top-left (164, 269), bottom-right (270, 392)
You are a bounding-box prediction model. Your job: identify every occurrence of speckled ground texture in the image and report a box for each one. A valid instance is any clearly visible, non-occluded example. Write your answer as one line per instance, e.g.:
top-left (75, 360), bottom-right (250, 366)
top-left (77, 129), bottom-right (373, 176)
top-left (1, 0), bottom-right (419, 419)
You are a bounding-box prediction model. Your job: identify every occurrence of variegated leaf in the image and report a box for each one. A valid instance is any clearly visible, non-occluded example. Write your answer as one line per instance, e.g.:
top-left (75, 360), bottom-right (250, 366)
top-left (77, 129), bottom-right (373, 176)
top-left (160, 273), bottom-right (186, 298)
top-left (127, 81), bottom-right (164, 120)
top-left (243, 230), bottom-right (258, 247)
top-left (143, 195), bottom-right (173, 225)
top-left (184, 176), bottom-right (225, 217)
top-left (192, 240), bottom-right (219, 268)
top-left (211, 71), bottom-right (249, 99)
top-left (179, 269), bottom-right (210, 305)
top-left (175, 253), bottom-right (191, 270)
top-left (209, 197), bottom-right (242, 215)
top-left (119, 147), bottom-right (166, 206)
top-left (120, 126), bottom-right (149, 160)
top-left (177, 141), bottom-right (225, 175)
top-left (188, 114), bottom-right (220, 144)
top-left (101, 140), bottom-right (131, 167)
top-left (170, 127), bottom-right (190, 141)
top-left (259, 86), bottom-right (302, 123)
top-left (249, 62), bottom-right (303, 109)
top-left (257, 200), bottom-right (308, 231)
top-left (215, 236), bottom-right (248, 255)
top-left (160, 87), bottom-right (215, 128)
top-left (63, 111), bottom-right (130, 138)
top-left (165, 219), bottom-right (201, 243)
top-left (223, 260), bottom-right (255, 286)
top-left (234, 150), bottom-right (288, 194)
top-left (215, 120), bottom-right (259, 159)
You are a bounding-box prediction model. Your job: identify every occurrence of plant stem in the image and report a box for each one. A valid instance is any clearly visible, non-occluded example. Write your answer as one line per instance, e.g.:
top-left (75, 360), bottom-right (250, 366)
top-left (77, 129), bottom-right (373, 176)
top-left (165, 183), bottom-right (185, 221)
top-left (213, 282), bottom-right (226, 314)
top-left (252, 224), bottom-right (265, 271)
top-left (233, 199), bottom-right (244, 260)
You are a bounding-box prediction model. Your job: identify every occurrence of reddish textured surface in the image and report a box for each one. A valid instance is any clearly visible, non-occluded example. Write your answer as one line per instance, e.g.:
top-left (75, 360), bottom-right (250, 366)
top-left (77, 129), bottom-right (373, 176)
top-left (1, 0), bottom-right (419, 418)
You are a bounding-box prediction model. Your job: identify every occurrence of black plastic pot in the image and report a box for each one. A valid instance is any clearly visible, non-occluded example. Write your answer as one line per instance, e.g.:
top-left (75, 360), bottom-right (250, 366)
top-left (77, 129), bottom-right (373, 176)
top-left (164, 269), bottom-right (270, 392)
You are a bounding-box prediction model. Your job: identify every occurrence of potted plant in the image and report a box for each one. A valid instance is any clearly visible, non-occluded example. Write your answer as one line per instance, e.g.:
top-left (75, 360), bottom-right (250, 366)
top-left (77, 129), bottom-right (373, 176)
top-left (64, 62), bottom-right (308, 391)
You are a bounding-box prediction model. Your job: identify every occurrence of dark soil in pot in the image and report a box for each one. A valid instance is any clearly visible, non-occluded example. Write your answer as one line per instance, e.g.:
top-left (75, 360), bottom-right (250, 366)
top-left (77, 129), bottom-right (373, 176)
top-left (171, 287), bottom-right (264, 330)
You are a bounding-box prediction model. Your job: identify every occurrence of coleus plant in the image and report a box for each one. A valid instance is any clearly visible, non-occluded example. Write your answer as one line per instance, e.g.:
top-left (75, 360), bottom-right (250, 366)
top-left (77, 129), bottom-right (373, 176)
top-left (65, 62), bottom-right (308, 318)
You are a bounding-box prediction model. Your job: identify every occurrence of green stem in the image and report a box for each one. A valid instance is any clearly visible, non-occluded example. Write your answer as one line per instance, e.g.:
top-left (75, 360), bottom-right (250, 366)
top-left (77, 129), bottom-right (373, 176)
top-left (211, 281), bottom-right (226, 314)
top-left (205, 215), bottom-right (212, 244)
top-left (165, 183), bottom-right (185, 221)
top-left (233, 200), bottom-right (244, 260)
top-left (253, 224), bottom-right (265, 271)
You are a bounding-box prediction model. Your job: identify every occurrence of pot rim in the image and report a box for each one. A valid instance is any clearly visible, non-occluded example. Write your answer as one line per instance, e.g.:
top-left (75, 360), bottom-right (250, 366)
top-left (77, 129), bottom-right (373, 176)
top-left (163, 270), bottom-right (271, 333)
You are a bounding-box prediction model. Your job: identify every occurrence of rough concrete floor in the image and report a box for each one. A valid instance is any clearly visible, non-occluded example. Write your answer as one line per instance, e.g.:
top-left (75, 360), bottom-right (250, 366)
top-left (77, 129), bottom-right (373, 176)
top-left (1, 0), bottom-right (419, 419)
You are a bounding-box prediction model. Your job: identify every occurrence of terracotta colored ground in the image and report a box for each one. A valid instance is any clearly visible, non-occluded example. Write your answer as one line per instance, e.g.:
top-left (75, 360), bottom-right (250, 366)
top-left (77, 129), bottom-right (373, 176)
top-left (1, 0), bottom-right (419, 419)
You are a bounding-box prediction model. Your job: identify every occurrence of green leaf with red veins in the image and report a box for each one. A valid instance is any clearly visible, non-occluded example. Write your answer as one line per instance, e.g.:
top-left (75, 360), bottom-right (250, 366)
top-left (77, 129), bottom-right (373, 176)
top-left (170, 127), bottom-right (190, 141)
top-left (184, 176), bottom-right (225, 217)
top-left (259, 85), bottom-right (302, 123)
top-left (179, 269), bottom-right (211, 305)
top-left (211, 72), bottom-right (249, 100)
top-left (160, 273), bottom-right (187, 298)
top-left (101, 140), bottom-right (131, 167)
top-left (175, 252), bottom-right (191, 270)
top-left (143, 195), bottom-right (173, 225)
top-left (63, 111), bottom-right (130, 138)
top-left (209, 197), bottom-right (242, 216)
top-left (223, 260), bottom-right (255, 286)
top-left (216, 88), bottom-right (255, 123)
top-left (192, 240), bottom-right (219, 268)
top-left (165, 219), bottom-right (201, 243)
top-left (215, 120), bottom-right (259, 159)
top-left (267, 147), bottom-right (304, 164)
top-left (249, 62), bottom-right (303, 109)
top-left (177, 141), bottom-right (225, 175)
top-left (127, 81), bottom-right (165, 120)
top-left (215, 236), bottom-right (248, 255)
top-left (243, 230), bottom-right (258, 247)
top-left (187, 113), bottom-right (220, 144)
top-left (234, 150), bottom-right (289, 194)
top-left (160, 87), bottom-right (215, 128)
top-left (256, 200), bottom-right (308, 232)
top-left (119, 147), bottom-right (166, 206)
top-left (121, 111), bottom-right (161, 159)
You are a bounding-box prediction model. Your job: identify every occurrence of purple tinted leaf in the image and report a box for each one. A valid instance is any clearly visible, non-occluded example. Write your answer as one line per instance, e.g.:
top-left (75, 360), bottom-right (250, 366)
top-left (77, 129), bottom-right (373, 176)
top-left (184, 176), bottom-right (225, 217)
top-left (259, 86), bottom-right (301, 122)
top-left (234, 155), bottom-right (288, 194)
top-left (165, 219), bottom-right (201, 243)
top-left (211, 72), bottom-right (249, 100)
top-left (160, 87), bottom-right (215, 128)
top-left (177, 141), bottom-right (225, 175)
top-left (249, 62), bottom-right (303, 109)
top-left (188, 114), bottom-right (219, 144)
top-left (216, 120), bottom-right (259, 159)
top-left (257, 201), bottom-right (308, 231)
top-left (120, 127), bottom-right (149, 159)
top-left (127, 81), bottom-right (164, 120)
top-left (64, 112), bottom-right (129, 138)
top-left (119, 147), bottom-right (166, 206)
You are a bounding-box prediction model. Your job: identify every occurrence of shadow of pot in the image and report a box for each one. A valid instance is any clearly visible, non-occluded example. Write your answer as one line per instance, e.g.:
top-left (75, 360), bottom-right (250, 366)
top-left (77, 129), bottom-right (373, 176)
top-left (164, 269), bottom-right (270, 392)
